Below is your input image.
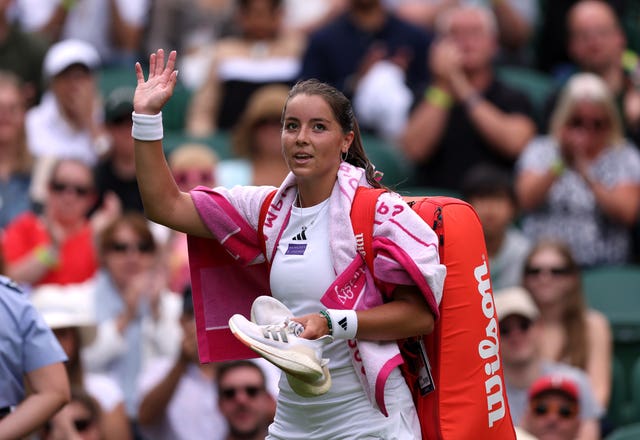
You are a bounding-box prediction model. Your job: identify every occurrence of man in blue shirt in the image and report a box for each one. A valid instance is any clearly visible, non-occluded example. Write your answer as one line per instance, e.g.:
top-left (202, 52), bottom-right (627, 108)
top-left (0, 275), bottom-right (69, 438)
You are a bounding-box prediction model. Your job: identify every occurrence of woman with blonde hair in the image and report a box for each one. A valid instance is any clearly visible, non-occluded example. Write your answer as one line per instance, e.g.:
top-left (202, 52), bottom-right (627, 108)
top-left (522, 239), bottom-right (612, 408)
top-left (516, 72), bottom-right (640, 267)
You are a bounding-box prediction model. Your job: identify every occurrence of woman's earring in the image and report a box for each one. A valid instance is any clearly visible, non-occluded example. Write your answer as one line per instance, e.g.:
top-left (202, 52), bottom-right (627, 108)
top-left (341, 150), bottom-right (348, 162)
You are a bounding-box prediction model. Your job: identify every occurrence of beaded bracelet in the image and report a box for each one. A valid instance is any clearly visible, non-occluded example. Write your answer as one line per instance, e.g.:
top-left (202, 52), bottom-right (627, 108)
top-left (319, 310), bottom-right (333, 336)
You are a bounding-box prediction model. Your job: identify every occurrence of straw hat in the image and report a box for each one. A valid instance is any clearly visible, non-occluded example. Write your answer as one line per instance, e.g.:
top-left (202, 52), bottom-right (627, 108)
top-left (30, 280), bottom-right (97, 346)
top-left (231, 84), bottom-right (290, 158)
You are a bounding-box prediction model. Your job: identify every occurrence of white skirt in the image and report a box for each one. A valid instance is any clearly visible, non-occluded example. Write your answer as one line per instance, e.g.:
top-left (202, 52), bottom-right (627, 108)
top-left (267, 366), bottom-right (421, 440)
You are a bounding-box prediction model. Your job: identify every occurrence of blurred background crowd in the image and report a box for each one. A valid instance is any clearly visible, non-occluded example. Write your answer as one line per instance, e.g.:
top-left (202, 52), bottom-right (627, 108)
top-left (2, 0), bottom-right (640, 439)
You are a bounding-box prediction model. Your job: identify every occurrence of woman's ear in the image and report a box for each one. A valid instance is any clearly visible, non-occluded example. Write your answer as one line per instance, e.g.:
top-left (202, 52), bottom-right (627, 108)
top-left (343, 131), bottom-right (354, 151)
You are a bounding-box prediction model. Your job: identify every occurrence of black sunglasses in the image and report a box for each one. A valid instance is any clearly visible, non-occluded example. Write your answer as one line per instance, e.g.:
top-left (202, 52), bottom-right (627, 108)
top-left (108, 241), bottom-right (155, 254)
top-left (49, 181), bottom-right (93, 197)
top-left (45, 417), bottom-right (94, 433)
top-left (499, 318), bottom-right (532, 337)
top-left (566, 116), bottom-right (609, 132)
top-left (531, 400), bottom-right (578, 420)
top-left (524, 266), bottom-right (574, 277)
top-left (220, 385), bottom-right (264, 400)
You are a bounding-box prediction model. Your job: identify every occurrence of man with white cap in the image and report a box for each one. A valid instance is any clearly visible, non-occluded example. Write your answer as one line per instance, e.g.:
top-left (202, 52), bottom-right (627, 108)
top-left (25, 38), bottom-right (109, 167)
top-left (495, 286), bottom-right (602, 440)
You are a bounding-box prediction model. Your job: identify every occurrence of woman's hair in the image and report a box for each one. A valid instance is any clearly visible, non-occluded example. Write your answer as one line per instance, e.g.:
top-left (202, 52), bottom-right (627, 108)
top-left (549, 72), bottom-right (624, 146)
top-left (97, 212), bottom-right (157, 259)
top-left (284, 79), bottom-right (383, 189)
top-left (0, 70), bottom-right (33, 175)
top-left (523, 239), bottom-right (588, 369)
top-left (231, 84), bottom-right (290, 159)
top-left (168, 143), bottom-right (218, 170)
top-left (47, 157), bottom-right (95, 187)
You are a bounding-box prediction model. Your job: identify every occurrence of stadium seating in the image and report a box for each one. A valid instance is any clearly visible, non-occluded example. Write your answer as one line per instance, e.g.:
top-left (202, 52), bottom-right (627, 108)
top-left (583, 265), bottom-right (640, 426)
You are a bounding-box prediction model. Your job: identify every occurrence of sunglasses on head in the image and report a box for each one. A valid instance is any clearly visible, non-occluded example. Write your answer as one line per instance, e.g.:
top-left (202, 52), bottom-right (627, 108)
top-left (108, 241), bottom-right (155, 254)
top-left (566, 116), bottom-right (609, 132)
top-left (524, 266), bottom-right (574, 277)
top-left (499, 318), bottom-right (532, 337)
top-left (49, 181), bottom-right (93, 197)
top-left (531, 399), bottom-right (578, 420)
top-left (220, 385), bottom-right (264, 400)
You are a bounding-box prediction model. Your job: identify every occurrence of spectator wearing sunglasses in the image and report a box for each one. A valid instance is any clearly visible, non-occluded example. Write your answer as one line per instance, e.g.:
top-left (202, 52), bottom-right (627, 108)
top-left (523, 239), bottom-right (612, 411)
top-left (515, 72), bottom-right (640, 268)
top-left (84, 213), bottom-right (182, 432)
top-left (520, 374), bottom-right (582, 440)
top-left (2, 157), bottom-right (120, 288)
top-left (495, 286), bottom-right (603, 440)
top-left (41, 387), bottom-right (103, 440)
top-left (165, 143), bottom-right (218, 293)
top-left (217, 360), bottom-right (276, 440)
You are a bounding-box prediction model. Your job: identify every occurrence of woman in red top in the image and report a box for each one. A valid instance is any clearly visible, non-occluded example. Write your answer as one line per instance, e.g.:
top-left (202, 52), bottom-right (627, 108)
top-left (2, 158), bottom-right (120, 287)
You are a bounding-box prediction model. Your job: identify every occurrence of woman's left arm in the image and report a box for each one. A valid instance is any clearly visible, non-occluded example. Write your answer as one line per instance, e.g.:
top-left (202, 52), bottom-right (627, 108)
top-left (582, 176), bottom-right (640, 226)
top-left (296, 285), bottom-right (435, 341)
top-left (586, 309), bottom-right (613, 409)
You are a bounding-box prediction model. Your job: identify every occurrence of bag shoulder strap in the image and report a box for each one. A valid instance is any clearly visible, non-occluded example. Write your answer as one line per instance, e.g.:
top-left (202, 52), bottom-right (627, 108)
top-left (350, 187), bottom-right (387, 277)
top-left (258, 190), bottom-right (278, 262)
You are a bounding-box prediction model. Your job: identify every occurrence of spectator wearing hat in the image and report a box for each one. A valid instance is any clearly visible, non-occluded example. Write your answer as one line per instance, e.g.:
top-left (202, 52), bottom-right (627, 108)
top-left (25, 38), bottom-right (109, 168)
top-left (520, 374), bottom-right (582, 440)
top-left (495, 286), bottom-right (603, 440)
top-left (31, 281), bottom-right (132, 440)
top-left (93, 86), bottom-right (144, 214)
top-left (217, 84), bottom-right (290, 187)
top-left (0, 275), bottom-right (69, 439)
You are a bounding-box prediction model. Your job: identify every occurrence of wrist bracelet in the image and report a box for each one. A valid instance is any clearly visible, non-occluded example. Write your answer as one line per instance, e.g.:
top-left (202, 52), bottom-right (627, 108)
top-left (323, 309), bottom-right (358, 340)
top-left (132, 112), bottom-right (163, 141)
top-left (425, 86), bottom-right (453, 110)
top-left (34, 245), bottom-right (58, 268)
top-left (550, 158), bottom-right (565, 176)
top-left (319, 310), bottom-right (333, 336)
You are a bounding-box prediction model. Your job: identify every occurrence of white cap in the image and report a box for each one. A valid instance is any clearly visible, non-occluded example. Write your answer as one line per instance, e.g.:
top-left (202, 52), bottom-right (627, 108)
top-left (493, 286), bottom-right (540, 322)
top-left (30, 280), bottom-right (97, 346)
top-left (43, 39), bottom-right (101, 79)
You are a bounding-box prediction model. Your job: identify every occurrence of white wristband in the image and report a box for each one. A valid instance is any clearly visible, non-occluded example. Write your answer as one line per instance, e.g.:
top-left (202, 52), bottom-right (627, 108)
top-left (131, 111), bottom-right (163, 141)
top-left (326, 309), bottom-right (358, 340)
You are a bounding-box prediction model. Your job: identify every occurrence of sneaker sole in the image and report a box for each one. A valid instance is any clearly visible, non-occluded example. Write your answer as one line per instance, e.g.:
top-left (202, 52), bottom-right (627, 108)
top-left (228, 317), bottom-right (324, 382)
top-left (286, 366), bottom-right (332, 397)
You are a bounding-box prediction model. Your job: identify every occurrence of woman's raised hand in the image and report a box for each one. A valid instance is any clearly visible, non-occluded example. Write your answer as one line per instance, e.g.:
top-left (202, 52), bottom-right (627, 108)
top-left (134, 49), bottom-right (178, 115)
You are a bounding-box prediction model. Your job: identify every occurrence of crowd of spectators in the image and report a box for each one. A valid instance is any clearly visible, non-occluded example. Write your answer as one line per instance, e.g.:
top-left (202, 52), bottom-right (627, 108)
top-left (2, 0), bottom-right (640, 438)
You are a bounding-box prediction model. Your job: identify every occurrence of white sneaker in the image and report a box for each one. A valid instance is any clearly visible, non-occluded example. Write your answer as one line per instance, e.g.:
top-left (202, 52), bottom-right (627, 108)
top-left (251, 295), bottom-right (294, 326)
top-left (228, 313), bottom-right (332, 383)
